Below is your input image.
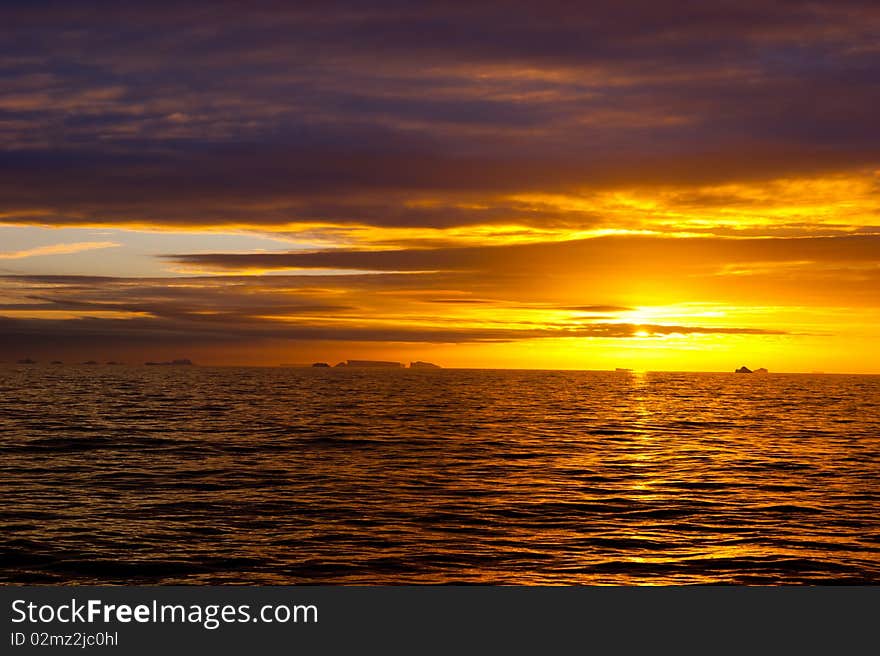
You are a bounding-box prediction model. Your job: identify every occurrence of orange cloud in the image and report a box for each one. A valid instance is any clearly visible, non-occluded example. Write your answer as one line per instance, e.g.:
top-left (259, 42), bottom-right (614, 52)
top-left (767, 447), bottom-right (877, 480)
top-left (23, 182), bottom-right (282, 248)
top-left (0, 241), bottom-right (120, 260)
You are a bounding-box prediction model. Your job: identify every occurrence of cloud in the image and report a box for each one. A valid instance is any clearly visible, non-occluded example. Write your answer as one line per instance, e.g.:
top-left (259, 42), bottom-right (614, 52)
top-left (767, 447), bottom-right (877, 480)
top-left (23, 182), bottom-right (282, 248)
top-left (0, 241), bottom-right (120, 259)
top-left (563, 306), bottom-right (634, 313)
top-left (0, 1), bottom-right (877, 236)
top-left (0, 265), bottom-right (789, 360)
top-left (0, 308), bottom-right (786, 354)
top-left (161, 234), bottom-right (880, 311)
top-left (166, 234), bottom-right (880, 273)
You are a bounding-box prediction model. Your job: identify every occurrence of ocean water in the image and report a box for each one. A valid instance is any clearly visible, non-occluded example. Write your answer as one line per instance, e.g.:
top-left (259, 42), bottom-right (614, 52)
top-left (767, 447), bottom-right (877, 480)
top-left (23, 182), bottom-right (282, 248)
top-left (0, 366), bottom-right (878, 585)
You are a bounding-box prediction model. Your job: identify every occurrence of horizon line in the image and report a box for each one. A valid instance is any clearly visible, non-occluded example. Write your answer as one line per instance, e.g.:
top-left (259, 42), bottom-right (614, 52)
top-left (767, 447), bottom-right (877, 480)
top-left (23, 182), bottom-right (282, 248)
top-left (1, 361), bottom-right (873, 375)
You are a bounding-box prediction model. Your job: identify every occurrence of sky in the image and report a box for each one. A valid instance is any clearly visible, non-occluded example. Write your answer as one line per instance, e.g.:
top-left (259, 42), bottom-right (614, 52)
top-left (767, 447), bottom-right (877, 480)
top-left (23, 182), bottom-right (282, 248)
top-left (1, 1), bottom-right (879, 371)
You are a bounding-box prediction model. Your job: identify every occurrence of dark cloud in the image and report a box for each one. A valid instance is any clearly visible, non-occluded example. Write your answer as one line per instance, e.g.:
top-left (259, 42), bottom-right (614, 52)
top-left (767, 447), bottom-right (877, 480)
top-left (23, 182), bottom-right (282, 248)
top-left (0, 312), bottom-right (786, 362)
top-left (167, 234), bottom-right (880, 272)
top-left (0, 1), bottom-right (878, 230)
top-left (160, 234), bottom-right (880, 310)
top-left (0, 264), bottom-right (790, 361)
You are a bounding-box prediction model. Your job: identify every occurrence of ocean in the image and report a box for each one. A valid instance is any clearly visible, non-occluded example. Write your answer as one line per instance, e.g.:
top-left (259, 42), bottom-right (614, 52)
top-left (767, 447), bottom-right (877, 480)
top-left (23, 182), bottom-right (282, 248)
top-left (1, 366), bottom-right (878, 584)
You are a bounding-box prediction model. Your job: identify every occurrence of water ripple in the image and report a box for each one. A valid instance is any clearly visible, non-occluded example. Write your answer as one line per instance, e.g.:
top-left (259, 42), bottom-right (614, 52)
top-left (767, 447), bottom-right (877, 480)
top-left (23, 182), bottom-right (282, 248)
top-left (0, 366), bottom-right (878, 584)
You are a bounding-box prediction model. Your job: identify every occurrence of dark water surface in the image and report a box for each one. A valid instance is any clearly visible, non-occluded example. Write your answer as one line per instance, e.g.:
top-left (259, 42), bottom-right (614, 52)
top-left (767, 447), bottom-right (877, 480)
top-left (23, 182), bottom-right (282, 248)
top-left (1, 366), bottom-right (878, 584)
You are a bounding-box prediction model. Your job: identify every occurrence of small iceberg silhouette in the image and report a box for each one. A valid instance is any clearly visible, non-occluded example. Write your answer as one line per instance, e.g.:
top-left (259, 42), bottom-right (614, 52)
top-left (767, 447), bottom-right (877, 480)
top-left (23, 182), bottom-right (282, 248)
top-left (735, 366), bottom-right (769, 374)
top-left (145, 358), bottom-right (194, 366)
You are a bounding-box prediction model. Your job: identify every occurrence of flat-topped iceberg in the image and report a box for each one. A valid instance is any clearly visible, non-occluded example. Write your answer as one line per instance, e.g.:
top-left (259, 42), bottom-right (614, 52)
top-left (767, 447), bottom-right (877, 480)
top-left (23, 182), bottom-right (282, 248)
top-left (339, 360), bottom-right (404, 368)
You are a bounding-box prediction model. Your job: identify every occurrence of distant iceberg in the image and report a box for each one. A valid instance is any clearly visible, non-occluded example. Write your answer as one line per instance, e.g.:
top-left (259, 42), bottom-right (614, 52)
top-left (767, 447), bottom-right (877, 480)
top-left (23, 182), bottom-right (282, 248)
top-left (145, 358), bottom-right (194, 366)
top-left (342, 360), bottom-right (404, 368)
top-left (735, 366), bottom-right (769, 374)
top-left (410, 361), bottom-right (441, 368)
